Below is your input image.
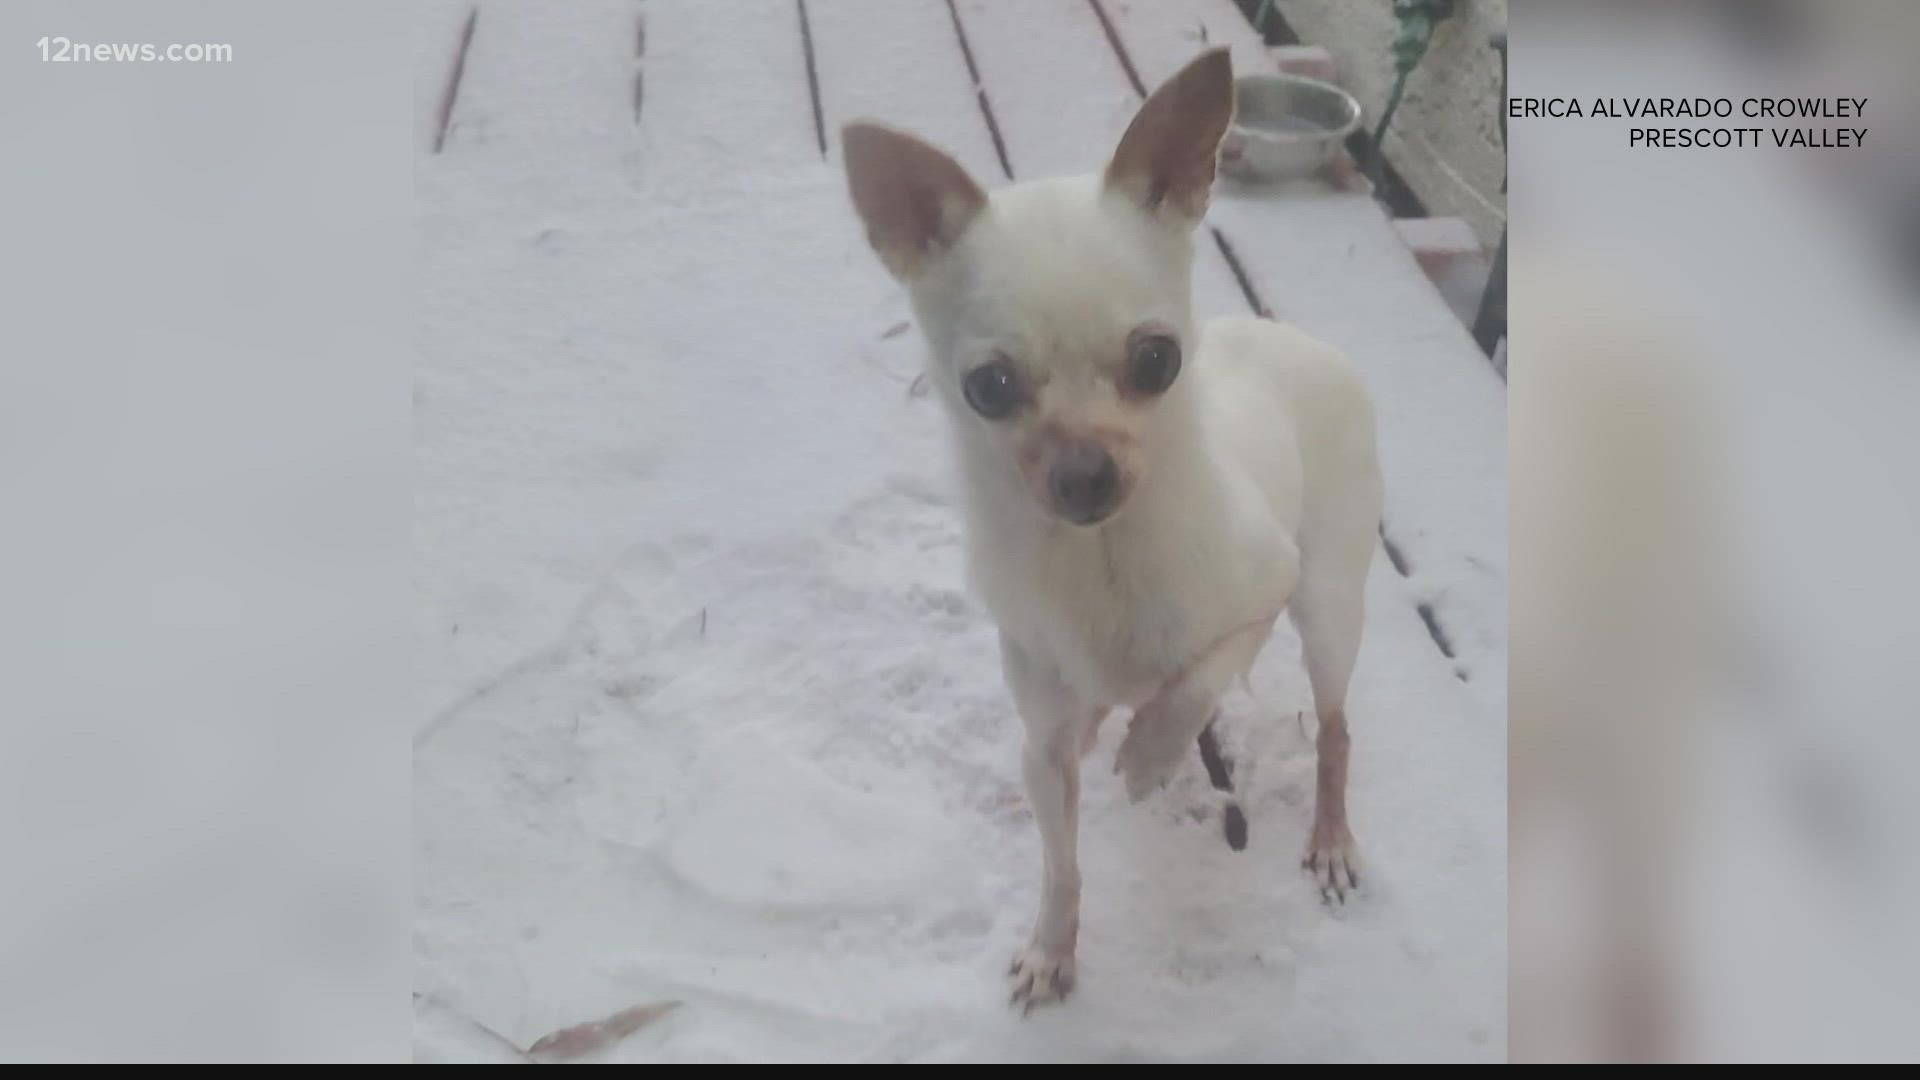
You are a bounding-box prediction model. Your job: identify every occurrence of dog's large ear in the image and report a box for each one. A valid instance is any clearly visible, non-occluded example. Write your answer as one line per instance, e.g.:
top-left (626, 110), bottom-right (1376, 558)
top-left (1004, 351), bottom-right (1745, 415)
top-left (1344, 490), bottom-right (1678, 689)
top-left (1104, 48), bottom-right (1233, 225)
top-left (843, 122), bottom-right (988, 281)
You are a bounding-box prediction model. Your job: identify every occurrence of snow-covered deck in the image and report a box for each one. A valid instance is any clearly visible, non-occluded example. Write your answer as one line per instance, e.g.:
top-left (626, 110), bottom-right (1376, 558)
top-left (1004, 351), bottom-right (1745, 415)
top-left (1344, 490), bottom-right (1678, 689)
top-left (415, 0), bottom-right (1505, 1062)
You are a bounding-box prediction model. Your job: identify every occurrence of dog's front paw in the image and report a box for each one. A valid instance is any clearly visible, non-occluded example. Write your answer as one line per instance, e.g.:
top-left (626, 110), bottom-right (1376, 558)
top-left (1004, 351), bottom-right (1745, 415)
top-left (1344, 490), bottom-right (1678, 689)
top-left (1114, 715), bottom-right (1187, 802)
top-left (1008, 943), bottom-right (1076, 1014)
top-left (1302, 821), bottom-right (1361, 904)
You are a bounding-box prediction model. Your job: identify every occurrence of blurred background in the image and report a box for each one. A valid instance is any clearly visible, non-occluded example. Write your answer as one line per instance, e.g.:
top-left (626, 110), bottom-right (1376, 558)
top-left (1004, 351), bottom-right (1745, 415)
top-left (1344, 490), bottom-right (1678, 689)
top-left (0, 0), bottom-right (411, 1062)
top-left (1510, 0), bottom-right (1920, 1063)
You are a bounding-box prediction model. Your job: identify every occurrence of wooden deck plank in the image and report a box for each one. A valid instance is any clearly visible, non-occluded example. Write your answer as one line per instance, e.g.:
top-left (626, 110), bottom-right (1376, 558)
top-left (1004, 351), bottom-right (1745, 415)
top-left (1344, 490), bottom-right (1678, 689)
top-left (948, 0), bottom-right (1135, 177)
top-left (436, 0), bottom-right (637, 164)
top-left (638, 0), bottom-right (823, 181)
top-left (808, 0), bottom-right (1008, 186)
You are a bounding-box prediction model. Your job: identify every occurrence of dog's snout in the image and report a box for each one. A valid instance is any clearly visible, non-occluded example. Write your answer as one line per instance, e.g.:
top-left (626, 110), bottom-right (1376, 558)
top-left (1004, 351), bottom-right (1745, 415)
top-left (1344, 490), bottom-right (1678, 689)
top-left (1048, 443), bottom-right (1120, 524)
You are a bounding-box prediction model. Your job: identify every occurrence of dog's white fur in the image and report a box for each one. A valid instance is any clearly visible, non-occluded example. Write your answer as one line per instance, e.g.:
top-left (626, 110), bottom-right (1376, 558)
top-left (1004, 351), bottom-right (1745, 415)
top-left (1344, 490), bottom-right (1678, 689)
top-left (843, 49), bottom-right (1382, 1009)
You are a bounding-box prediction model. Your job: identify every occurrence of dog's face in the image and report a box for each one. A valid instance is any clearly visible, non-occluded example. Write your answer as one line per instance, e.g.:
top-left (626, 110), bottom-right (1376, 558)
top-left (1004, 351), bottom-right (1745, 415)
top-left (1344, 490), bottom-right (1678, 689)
top-left (843, 50), bottom-right (1234, 527)
top-left (904, 177), bottom-right (1200, 527)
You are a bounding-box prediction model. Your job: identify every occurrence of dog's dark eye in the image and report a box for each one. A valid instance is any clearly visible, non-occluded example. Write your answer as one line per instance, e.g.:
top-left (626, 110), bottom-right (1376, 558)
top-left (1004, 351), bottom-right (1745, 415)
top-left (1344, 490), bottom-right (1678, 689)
top-left (962, 360), bottom-right (1023, 419)
top-left (1127, 334), bottom-right (1181, 396)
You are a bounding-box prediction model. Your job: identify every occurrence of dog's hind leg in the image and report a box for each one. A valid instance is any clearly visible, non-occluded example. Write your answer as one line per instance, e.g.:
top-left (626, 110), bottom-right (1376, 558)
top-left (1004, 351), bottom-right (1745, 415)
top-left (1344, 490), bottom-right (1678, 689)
top-left (1291, 567), bottom-right (1365, 901)
top-left (1290, 479), bottom-right (1380, 903)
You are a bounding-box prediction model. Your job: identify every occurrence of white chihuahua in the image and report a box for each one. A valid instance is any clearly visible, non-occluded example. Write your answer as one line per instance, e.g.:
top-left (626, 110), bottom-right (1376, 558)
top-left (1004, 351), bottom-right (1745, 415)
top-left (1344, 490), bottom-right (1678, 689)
top-left (843, 48), bottom-right (1382, 1010)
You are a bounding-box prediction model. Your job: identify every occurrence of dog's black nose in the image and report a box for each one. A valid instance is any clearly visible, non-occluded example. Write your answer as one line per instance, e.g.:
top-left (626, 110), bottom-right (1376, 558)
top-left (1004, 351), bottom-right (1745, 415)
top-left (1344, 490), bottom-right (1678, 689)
top-left (1049, 443), bottom-right (1120, 524)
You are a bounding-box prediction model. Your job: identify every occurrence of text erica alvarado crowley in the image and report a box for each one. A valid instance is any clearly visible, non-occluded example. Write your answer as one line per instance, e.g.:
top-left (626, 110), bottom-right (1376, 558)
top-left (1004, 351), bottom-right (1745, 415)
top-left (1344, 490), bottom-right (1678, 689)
top-left (1509, 96), bottom-right (1868, 149)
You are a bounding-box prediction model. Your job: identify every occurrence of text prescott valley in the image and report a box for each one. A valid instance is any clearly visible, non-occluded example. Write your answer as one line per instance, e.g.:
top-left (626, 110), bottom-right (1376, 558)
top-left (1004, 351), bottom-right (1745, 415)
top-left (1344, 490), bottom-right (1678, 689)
top-left (1509, 96), bottom-right (1868, 149)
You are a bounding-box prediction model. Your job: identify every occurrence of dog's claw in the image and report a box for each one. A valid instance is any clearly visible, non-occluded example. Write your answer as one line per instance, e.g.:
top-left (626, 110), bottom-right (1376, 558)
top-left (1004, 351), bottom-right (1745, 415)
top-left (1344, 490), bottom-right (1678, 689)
top-left (1008, 945), bottom-right (1075, 1014)
top-left (1303, 826), bottom-right (1361, 905)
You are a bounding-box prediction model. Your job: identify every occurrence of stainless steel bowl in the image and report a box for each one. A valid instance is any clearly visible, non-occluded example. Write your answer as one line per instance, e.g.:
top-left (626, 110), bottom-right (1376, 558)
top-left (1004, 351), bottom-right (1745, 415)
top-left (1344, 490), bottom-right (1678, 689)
top-left (1219, 74), bottom-right (1363, 183)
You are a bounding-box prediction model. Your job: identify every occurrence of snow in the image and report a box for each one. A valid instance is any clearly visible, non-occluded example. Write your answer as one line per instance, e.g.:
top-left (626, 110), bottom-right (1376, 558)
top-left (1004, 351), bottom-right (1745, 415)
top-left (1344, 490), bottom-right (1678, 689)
top-left (415, 0), bottom-right (1504, 1062)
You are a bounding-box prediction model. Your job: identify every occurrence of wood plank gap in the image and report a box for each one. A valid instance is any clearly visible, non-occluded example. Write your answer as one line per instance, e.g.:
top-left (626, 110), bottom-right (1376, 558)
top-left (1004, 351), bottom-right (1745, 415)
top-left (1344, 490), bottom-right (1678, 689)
top-left (797, 0), bottom-right (828, 157)
top-left (432, 7), bottom-right (478, 154)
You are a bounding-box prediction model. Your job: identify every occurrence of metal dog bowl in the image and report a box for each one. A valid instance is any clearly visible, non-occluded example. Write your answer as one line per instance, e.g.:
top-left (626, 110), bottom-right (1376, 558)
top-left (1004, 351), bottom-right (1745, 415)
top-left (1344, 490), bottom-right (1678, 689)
top-left (1219, 74), bottom-right (1363, 183)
